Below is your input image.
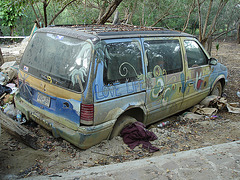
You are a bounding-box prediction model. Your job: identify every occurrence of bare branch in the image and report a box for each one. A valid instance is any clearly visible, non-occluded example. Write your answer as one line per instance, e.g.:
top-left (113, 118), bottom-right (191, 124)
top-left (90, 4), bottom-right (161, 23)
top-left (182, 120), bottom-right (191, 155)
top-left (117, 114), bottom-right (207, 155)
top-left (145, 5), bottom-right (157, 26)
top-left (150, 2), bottom-right (176, 27)
top-left (162, 15), bottom-right (183, 21)
top-left (48, 0), bottom-right (78, 25)
top-left (34, 1), bottom-right (44, 26)
top-left (46, 0), bottom-right (51, 6)
top-left (202, 0), bottom-right (213, 39)
top-left (125, 0), bottom-right (137, 25)
top-left (206, 0), bottom-right (229, 39)
top-left (84, 0), bottom-right (99, 9)
top-left (29, 1), bottom-right (41, 28)
top-left (213, 27), bottom-right (236, 41)
top-left (182, 0), bottom-right (196, 32)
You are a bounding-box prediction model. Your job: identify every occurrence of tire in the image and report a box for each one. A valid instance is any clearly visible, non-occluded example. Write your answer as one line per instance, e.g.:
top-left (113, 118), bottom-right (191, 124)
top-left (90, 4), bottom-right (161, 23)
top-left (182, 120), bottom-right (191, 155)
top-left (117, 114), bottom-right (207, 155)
top-left (211, 81), bottom-right (222, 96)
top-left (110, 115), bottom-right (137, 139)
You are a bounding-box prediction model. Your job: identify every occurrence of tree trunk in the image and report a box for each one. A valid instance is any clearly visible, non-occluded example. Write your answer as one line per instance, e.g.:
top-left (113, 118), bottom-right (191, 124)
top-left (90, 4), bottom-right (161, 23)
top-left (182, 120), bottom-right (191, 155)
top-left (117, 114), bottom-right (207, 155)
top-left (237, 23), bottom-right (240, 44)
top-left (125, 0), bottom-right (137, 25)
top-left (35, 2), bottom-right (45, 27)
top-left (197, 0), bottom-right (202, 42)
top-left (97, 0), bottom-right (107, 23)
top-left (43, 0), bottom-right (48, 27)
top-left (202, 0), bottom-right (213, 39)
top-left (10, 26), bottom-right (14, 36)
top-left (0, 27), bottom-right (3, 36)
top-left (0, 48), bottom-right (4, 66)
top-left (97, 0), bottom-right (123, 25)
top-left (206, 35), bottom-right (212, 55)
top-left (141, 0), bottom-right (145, 26)
top-left (30, 2), bottom-right (41, 28)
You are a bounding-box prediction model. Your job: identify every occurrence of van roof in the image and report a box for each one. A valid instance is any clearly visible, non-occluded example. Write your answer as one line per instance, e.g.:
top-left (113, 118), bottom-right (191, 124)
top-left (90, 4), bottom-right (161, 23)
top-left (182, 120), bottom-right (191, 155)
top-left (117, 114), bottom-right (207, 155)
top-left (37, 24), bottom-right (193, 42)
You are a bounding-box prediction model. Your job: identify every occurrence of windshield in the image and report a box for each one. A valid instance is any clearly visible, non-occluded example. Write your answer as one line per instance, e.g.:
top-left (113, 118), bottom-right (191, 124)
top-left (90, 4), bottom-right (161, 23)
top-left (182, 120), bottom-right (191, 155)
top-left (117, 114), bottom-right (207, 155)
top-left (20, 32), bottom-right (92, 92)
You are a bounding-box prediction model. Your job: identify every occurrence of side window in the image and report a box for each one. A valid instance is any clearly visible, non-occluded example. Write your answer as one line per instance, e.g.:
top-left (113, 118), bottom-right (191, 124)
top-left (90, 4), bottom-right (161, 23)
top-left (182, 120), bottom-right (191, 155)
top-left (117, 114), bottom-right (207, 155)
top-left (103, 41), bottom-right (143, 84)
top-left (144, 40), bottom-right (182, 76)
top-left (184, 40), bottom-right (208, 68)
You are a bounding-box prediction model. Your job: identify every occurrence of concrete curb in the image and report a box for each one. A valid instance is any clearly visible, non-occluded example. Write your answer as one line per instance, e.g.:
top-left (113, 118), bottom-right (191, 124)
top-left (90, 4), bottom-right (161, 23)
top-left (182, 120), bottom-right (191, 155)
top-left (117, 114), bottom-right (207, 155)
top-left (23, 141), bottom-right (240, 180)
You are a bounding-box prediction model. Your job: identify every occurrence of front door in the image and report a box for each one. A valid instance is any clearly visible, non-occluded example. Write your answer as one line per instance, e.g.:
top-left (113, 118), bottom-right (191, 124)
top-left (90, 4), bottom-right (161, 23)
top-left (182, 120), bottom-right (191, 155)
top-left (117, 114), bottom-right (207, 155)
top-left (181, 38), bottom-right (211, 110)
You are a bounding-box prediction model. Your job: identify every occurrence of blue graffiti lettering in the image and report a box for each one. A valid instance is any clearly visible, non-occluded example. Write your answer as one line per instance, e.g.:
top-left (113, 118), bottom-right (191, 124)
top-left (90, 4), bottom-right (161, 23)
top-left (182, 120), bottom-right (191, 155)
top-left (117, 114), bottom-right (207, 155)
top-left (102, 85), bottom-right (109, 97)
top-left (95, 84), bottom-right (104, 100)
top-left (134, 81), bottom-right (139, 91)
top-left (126, 81), bottom-right (135, 93)
top-left (108, 85), bottom-right (115, 97)
top-left (95, 80), bottom-right (144, 100)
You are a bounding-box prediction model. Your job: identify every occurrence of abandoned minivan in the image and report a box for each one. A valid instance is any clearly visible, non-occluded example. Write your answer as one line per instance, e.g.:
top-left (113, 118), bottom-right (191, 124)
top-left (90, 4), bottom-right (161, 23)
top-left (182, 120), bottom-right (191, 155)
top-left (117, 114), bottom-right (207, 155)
top-left (15, 25), bottom-right (227, 149)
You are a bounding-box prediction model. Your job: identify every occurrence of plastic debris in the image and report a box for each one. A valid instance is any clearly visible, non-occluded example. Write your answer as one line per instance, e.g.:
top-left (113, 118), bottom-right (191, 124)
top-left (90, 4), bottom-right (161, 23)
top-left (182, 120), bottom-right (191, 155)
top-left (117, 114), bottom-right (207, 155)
top-left (210, 115), bottom-right (218, 120)
top-left (181, 112), bottom-right (205, 121)
top-left (1, 61), bottom-right (17, 69)
top-left (237, 91), bottom-right (240, 98)
top-left (3, 103), bottom-right (17, 118)
top-left (157, 121), bottom-right (170, 128)
top-left (1, 67), bottom-right (18, 84)
top-left (16, 110), bottom-right (26, 124)
top-left (0, 72), bottom-right (6, 84)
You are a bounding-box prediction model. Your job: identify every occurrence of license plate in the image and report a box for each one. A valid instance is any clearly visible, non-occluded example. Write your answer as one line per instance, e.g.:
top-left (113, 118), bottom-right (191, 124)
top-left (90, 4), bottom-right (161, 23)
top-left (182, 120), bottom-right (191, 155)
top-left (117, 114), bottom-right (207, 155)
top-left (37, 93), bottom-right (51, 107)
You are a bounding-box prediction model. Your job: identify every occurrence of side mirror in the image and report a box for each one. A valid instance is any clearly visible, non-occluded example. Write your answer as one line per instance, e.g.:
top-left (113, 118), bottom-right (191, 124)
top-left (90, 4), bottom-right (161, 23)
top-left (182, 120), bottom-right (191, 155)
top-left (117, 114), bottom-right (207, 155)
top-left (209, 58), bottom-right (218, 65)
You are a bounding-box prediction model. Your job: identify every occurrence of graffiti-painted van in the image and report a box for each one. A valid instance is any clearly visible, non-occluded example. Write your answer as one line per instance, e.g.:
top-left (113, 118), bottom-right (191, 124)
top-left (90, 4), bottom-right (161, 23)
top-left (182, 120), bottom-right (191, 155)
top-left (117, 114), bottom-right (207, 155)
top-left (15, 25), bottom-right (227, 149)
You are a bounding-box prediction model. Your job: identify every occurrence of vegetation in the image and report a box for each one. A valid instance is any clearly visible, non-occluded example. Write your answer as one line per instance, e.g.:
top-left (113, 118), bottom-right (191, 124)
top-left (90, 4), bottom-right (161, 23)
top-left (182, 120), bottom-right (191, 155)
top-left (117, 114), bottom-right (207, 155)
top-left (0, 0), bottom-right (25, 36)
top-left (0, 0), bottom-right (239, 46)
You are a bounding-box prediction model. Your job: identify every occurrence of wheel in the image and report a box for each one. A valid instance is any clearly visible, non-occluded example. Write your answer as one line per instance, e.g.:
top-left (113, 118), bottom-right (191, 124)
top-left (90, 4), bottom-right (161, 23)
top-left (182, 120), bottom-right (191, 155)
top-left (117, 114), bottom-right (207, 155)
top-left (110, 115), bottom-right (137, 139)
top-left (211, 81), bottom-right (222, 96)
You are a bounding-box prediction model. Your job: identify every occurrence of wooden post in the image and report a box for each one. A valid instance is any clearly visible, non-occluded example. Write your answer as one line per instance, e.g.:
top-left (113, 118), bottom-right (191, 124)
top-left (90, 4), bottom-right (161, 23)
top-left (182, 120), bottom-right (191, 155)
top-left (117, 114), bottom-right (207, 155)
top-left (0, 111), bottom-right (39, 149)
top-left (0, 48), bottom-right (4, 66)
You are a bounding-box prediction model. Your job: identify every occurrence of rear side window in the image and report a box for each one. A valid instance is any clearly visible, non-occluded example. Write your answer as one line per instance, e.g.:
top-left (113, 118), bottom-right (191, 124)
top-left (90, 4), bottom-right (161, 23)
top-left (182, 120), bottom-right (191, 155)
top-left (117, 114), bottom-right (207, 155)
top-left (144, 39), bottom-right (182, 75)
top-left (104, 41), bottom-right (143, 84)
top-left (184, 40), bottom-right (208, 68)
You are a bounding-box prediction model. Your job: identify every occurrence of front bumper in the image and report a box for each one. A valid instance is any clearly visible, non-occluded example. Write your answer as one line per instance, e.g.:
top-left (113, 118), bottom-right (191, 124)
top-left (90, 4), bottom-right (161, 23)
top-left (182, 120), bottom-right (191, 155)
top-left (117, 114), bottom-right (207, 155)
top-left (14, 93), bottom-right (115, 149)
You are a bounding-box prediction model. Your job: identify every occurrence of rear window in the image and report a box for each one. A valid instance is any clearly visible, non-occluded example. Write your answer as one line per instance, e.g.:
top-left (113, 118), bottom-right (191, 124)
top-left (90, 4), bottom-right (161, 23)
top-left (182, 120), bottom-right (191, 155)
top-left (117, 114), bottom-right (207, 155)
top-left (20, 32), bottom-right (92, 92)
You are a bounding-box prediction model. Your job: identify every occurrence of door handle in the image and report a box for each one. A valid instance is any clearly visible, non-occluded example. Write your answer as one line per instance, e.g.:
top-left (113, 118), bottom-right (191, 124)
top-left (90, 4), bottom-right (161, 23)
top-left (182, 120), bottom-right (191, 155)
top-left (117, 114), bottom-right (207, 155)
top-left (188, 82), bottom-right (194, 86)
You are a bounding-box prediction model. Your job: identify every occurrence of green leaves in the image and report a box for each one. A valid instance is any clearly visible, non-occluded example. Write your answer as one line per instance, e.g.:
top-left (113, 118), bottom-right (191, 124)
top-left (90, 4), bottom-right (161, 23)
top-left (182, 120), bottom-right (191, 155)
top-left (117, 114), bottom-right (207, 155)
top-left (0, 0), bottom-right (25, 33)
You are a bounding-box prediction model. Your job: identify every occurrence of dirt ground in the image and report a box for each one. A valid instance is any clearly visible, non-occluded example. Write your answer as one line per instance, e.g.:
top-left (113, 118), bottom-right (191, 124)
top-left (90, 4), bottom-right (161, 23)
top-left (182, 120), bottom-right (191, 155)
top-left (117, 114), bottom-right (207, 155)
top-left (0, 40), bottom-right (239, 179)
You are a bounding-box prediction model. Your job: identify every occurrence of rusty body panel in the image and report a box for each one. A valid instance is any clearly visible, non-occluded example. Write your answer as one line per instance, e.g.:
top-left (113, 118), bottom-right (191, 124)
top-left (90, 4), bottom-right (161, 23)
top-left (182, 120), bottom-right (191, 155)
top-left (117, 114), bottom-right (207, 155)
top-left (15, 25), bottom-right (228, 149)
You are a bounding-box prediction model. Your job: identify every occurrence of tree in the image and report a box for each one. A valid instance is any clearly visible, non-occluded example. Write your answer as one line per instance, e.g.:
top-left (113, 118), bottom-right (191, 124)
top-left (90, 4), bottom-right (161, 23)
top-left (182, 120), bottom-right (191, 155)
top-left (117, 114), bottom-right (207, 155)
top-left (197, 0), bottom-right (229, 51)
top-left (0, 0), bottom-right (25, 36)
top-left (27, 0), bottom-right (79, 28)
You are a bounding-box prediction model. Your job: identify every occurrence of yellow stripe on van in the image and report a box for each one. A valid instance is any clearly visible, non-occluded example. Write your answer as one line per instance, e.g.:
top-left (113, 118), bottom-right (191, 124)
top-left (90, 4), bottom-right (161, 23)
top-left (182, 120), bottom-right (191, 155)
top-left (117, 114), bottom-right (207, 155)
top-left (19, 70), bottom-right (82, 100)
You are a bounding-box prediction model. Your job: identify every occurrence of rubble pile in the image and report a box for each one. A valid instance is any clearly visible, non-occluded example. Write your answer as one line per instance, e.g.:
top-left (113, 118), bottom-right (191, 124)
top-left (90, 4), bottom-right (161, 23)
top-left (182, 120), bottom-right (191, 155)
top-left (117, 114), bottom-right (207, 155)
top-left (0, 61), bottom-right (20, 122)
